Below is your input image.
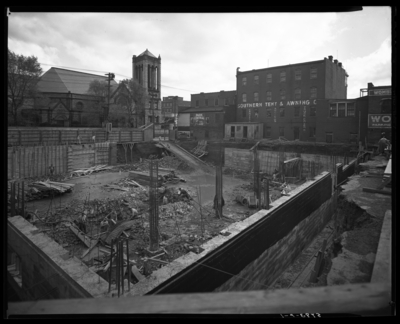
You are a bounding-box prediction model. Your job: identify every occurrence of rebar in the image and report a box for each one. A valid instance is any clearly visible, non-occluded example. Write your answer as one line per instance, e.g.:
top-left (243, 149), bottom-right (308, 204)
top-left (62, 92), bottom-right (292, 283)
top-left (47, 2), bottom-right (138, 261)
top-left (109, 239), bottom-right (113, 293)
top-left (126, 239), bottom-right (130, 292)
top-left (120, 240), bottom-right (124, 294)
top-left (149, 159), bottom-right (159, 251)
top-left (116, 239), bottom-right (120, 297)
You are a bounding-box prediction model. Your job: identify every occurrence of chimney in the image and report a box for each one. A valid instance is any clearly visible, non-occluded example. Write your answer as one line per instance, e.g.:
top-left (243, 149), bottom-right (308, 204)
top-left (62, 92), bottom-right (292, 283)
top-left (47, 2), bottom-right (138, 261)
top-left (334, 59), bottom-right (338, 64)
top-left (338, 62), bottom-right (342, 67)
top-left (328, 55), bottom-right (333, 61)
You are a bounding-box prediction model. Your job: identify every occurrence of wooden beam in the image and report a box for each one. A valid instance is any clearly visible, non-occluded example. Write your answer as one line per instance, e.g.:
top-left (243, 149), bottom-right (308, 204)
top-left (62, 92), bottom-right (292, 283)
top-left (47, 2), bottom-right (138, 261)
top-left (7, 283), bottom-right (391, 315)
top-left (362, 188), bottom-right (391, 196)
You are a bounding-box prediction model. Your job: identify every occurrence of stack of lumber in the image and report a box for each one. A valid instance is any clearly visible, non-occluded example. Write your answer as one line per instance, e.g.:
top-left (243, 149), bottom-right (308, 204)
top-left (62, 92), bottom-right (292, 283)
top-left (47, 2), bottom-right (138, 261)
top-left (128, 170), bottom-right (164, 186)
top-left (70, 164), bottom-right (114, 178)
top-left (29, 180), bottom-right (75, 194)
top-left (191, 140), bottom-right (208, 158)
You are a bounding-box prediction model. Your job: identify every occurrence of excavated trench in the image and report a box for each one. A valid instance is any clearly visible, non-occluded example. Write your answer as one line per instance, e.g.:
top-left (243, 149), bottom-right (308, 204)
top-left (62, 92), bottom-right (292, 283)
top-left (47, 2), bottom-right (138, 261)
top-left (319, 195), bottom-right (383, 286)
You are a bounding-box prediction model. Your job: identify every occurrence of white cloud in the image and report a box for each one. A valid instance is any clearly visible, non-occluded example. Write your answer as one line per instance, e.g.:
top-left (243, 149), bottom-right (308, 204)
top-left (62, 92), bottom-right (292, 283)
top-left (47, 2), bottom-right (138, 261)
top-left (345, 37), bottom-right (391, 98)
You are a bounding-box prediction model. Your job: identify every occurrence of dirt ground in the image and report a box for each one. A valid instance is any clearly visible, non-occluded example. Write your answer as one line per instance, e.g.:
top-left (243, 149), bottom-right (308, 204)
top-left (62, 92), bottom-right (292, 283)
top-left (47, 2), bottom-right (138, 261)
top-left (17, 153), bottom-right (296, 284)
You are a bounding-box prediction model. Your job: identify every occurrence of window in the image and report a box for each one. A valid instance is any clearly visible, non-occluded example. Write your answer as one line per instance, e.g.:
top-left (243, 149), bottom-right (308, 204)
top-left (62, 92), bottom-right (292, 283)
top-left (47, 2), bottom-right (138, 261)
top-left (266, 108), bottom-right (272, 117)
top-left (338, 103), bottom-right (346, 117)
top-left (280, 89), bottom-right (286, 100)
top-left (295, 70), bottom-right (302, 81)
top-left (280, 71), bottom-right (286, 82)
top-left (242, 109), bottom-right (246, 118)
top-left (310, 87), bottom-right (317, 99)
top-left (309, 127), bottom-right (316, 138)
top-left (254, 75), bottom-right (259, 84)
top-left (279, 107), bottom-right (285, 117)
top-left (205, 99), bottom-right (208, 106)
top-left (326, 132), bottom-right (333, 143)
top-left (266, 91), bottom-right (272, 101)
top-left (279, 127), bottom-right (284, 137)
top-left (294, 88), bottom-right (301, 100)
top-left (294, 127), bottom-right (300, 140)
top-left (310, 106), bottom-right (316, 117)
top-left (294, 106), bottom-right (300, 117)
top-left (196, 100), bottom-right (199, 107)
top-left (329, 102), bottom-right (356, 117)
top-left (310, 67), bottom-right (317, 79)
top-left (267, 73), bottom-right (272, 83)
top-left (347, 103), bottom-right (355, 117)
top-left (265, 126), bottom-right (271, 138)
top-left (242, 77), bottom-right (247, 86)
top-left (254, 108), bottom-right (259, 118)
top-left (242, 93), bottom-right (247, 103)
top-left (215, 99), bottom-right (219, 106)
top-left (330, 103), bottom-right (337, 117)
top-left (254, 92), bottom-right (259, 102)
top-left (224, 98), bottom-right (228, 106)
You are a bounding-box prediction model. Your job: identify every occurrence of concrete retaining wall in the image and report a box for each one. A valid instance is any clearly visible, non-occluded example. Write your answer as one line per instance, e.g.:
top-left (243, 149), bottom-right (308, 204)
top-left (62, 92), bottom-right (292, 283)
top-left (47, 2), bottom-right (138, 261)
top-left (225, 148), bottom-right (346, 175)
top-left (7, 216), bottom-right (109, 300)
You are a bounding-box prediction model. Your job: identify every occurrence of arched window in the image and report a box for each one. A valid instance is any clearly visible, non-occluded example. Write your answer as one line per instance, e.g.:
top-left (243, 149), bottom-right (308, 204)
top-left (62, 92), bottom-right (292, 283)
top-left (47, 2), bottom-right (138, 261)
top-left (254, 92), bottom-right (259, 102)
top-left (310, 87), bottom-right (317, 99)
top-left (280, 89), bottom-right (286, 100)
top-left (242, 93), bottom-right (247, 103)
top-left (294, 88), bottom-right (301, 100)
top-left (242, 77), bottom-right (247, 86)
top-left (254, 75), bottom-right (259, 85)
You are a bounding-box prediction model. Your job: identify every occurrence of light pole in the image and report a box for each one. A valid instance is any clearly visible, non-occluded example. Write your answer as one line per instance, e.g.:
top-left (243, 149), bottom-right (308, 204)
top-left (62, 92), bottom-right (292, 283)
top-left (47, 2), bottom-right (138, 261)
top-left (105, 73), bottom-right (115, 122)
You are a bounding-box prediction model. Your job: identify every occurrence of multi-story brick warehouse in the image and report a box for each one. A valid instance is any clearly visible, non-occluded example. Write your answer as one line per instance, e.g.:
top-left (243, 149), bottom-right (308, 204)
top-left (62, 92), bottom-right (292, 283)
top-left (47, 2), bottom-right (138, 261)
top-left (188, 91), bottom-right (237, 140)
top-left (235, 56), bottom-right (348, 141)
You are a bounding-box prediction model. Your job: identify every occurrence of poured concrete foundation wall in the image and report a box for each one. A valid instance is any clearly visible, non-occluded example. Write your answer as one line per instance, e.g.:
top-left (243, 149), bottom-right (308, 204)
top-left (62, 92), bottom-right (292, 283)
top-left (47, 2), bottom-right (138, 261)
top-left (8, 216), bottom-right (109, 300)
top-left (146, 172), bottom-right (333, 295)
top-left (215, 191), bottom-right (338, 292)
top-left (224, 148), bottom-right (346, 175)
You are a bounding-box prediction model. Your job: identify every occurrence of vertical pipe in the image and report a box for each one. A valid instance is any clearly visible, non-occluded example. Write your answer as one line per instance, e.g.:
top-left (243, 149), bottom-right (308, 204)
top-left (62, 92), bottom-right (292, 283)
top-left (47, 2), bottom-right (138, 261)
top-left (18, 147), bottom-right (21, 179)
top-left (109, 239), bottom-right (113, 293)
top-left (21, 181), bottom-right (25, 218)
top-left (17, 182), bottom-right (20, 213)
top-left (11, 148), bottom-right (15, 180)
top-left (120, 241), bottom-right (124, 294)
top-left (126, 239), bottom-right (130, 292)
top-left (10, 182), bottom-right (15, 216)
top-left (266, 178), bottom-right (270, 210)
top-left (116, 240), bottom-right (120, 297)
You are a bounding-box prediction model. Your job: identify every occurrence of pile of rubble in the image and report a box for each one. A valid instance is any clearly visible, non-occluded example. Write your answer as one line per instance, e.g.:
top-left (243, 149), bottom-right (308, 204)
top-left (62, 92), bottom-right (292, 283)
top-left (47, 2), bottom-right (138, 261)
top-left (113, 156), bottom-right (191, 173)
top-left (160, 201), bottom-right (194, 218)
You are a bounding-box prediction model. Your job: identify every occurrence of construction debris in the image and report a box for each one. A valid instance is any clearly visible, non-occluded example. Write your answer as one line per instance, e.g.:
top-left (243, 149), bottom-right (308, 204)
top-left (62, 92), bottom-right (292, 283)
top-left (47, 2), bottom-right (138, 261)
top-left (70, 164), bottom-right (114, 178)
top-left (28, 180), bottom-right (75, 194)
top-left (191, 140), bottom-right (208, 158)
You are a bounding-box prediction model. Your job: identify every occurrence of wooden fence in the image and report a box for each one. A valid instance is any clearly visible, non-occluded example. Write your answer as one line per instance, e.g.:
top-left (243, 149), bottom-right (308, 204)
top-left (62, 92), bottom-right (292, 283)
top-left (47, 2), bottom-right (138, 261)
top-left (7, 142), bottom-right (111, 180)
top-left (8, 127), bottom-right (146, 146)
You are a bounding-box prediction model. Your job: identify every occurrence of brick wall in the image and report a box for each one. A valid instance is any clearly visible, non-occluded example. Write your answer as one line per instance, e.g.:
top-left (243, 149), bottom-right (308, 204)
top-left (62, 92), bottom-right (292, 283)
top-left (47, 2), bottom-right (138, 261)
top-left (8, 216), bottom-right (109, 300)
top-left (214, 191), bottom-right (337, 292)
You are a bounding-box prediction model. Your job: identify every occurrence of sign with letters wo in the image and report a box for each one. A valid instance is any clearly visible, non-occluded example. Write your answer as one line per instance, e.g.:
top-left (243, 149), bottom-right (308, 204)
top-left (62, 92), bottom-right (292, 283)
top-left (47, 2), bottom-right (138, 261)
top-left (368, 114), bottom-right (391, 128)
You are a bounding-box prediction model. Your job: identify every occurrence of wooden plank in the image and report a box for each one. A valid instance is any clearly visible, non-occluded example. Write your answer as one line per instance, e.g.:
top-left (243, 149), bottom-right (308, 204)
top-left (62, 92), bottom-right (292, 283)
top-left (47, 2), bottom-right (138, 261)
top-left (362, 187), bottom-right (391, 195)
top-left (7, 283), bottom-right (391, 315)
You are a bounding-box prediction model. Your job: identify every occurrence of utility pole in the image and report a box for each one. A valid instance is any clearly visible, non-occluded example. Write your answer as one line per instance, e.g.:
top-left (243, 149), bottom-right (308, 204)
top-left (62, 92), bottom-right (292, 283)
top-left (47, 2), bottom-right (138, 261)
top-left (105, 73), bottom-right (115, 122)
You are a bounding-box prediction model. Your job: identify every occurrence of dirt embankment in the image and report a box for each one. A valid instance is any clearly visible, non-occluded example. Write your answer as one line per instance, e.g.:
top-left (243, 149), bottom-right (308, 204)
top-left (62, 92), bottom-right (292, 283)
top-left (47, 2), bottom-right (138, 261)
top-left (322, 196), bottom-right (383, 286)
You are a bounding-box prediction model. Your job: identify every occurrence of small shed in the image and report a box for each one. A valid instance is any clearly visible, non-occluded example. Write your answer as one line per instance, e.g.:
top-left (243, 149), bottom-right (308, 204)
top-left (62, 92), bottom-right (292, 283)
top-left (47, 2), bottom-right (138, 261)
top-left (225, 122), bottom-right (264, 140)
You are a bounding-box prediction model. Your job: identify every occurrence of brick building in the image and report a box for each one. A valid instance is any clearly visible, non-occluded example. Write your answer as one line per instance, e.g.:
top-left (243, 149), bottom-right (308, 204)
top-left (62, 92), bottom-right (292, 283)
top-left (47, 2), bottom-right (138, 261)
top-left (187, 91), bottom-right (237, 140)
top-left (161, 96), bottom-right (190, 126)
top-left (315, 83), bottom-right (392, 144)
top-left (235, 56), bottom-right (348, 141)
top-left (132, 49), bottom-right (162, 124)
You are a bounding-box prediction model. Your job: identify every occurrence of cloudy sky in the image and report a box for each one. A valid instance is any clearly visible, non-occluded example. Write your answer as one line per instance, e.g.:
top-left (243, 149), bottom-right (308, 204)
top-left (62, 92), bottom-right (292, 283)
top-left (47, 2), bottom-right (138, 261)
top-left (8, 7), bottom-right (392, 100)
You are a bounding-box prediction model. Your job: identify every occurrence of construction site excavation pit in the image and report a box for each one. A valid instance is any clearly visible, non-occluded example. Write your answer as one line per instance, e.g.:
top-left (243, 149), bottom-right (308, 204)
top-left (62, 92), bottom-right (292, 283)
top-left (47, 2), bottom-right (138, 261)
top-left (9, 139), bottom-right (388, 300)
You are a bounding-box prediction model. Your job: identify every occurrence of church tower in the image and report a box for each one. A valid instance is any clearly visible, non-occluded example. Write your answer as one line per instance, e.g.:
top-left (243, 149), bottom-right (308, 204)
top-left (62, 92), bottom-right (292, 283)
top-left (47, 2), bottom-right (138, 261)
top-left (132, 49), bottom-right (161, 124)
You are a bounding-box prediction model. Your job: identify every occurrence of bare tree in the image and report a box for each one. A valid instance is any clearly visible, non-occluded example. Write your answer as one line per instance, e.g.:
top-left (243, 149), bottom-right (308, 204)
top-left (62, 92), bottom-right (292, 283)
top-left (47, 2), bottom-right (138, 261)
top-left (8, 49), bottom-right (43, 125)
top-left (119, 79), bottom-right (148, 127)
